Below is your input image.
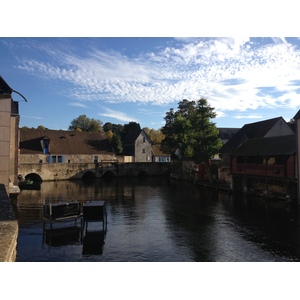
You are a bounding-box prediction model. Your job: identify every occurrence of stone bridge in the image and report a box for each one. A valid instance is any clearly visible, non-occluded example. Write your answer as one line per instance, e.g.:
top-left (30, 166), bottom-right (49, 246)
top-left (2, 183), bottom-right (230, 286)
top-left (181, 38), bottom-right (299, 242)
top-left (18, 161), bottom-right (171, 182)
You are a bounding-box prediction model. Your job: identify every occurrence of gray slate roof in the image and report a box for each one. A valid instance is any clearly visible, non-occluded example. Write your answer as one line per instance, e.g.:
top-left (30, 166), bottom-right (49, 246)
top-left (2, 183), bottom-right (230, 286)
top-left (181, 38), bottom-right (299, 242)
top-left (232, 135), bottom-right (296, 156)
top-left (0, 76), bottom-right (12, 94)
top-left (220, 117), bottom-right (286, 154)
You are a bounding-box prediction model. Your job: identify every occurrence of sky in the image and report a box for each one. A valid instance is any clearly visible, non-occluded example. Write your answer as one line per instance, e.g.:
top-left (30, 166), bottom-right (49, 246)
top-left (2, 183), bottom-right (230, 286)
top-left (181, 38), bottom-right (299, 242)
top-left (2, 36), bottom-right (300, 131)
top-left (1, 1), bottom-right (300, 133)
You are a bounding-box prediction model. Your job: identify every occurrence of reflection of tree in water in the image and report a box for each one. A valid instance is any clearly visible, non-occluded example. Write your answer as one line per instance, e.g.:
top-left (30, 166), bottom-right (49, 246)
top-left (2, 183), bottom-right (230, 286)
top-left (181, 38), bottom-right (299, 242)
top-left (160, 181), bottom-right (220, 261)
top-left (218, 193), bottom-right (300, 261)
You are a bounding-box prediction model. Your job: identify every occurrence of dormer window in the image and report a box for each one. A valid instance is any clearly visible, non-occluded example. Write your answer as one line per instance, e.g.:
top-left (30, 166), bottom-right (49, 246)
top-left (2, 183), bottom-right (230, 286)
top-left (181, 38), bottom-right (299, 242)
top-left (42, 136), bottom-right (50, 154)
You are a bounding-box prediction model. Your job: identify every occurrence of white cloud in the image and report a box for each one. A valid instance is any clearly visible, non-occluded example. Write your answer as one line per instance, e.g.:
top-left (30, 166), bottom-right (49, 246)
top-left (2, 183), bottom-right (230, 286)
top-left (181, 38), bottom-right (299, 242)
top-left (99, 107), bottom-right (138, 123)
top-left (235, 115), bottom-right (263, 119)
top-left (15, 37), bottom-right (300, 115)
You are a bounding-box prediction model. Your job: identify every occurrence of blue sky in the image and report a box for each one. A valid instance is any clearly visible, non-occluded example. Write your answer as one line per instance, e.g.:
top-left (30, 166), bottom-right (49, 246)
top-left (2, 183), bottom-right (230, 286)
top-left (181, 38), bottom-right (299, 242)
top-left (1, 1), bottom-right (300, 131)
top-left (2, 37), bottom-right (300, 131)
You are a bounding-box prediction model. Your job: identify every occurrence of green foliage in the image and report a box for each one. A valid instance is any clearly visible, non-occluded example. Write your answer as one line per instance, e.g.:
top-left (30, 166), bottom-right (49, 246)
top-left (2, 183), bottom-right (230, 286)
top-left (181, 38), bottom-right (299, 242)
top-left (103, 122), bottom-right (123, 134)
top-left (69, 115), bottom-right (103, 132)
top-left (102, 121), bottom-right (140, 155)
top-left (122, 122), bottom-right (141, 136)
top-left (103, 122), bottom-right (113, 132)
top-left (142, 127), bottom-right (165, 145)
top-left (111, 133), bottom-right (123, 154)
top-left (161, 98), bottom-right (222, 163)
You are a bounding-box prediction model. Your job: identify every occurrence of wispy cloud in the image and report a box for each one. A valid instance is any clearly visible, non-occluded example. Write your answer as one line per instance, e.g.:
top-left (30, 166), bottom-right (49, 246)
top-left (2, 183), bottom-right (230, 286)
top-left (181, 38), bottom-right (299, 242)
top-left (22, 115), bottom-right (43, 120)
top-left (235, 115), bottom-right (263, 119)
top-left (99, 107), bottom-right (138, 123)
top-left (14, 37), bottom-right (300, 117)
top-left (68, 102), bottom-right (88, 108)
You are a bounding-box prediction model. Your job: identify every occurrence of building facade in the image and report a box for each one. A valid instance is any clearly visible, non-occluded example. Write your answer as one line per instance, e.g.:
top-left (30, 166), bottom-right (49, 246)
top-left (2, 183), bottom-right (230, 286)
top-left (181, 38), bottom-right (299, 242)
top-left (0, 76), bottom-right (24, 194)
top-left (19, 128), bottom-right (122, 181)
top-left (219, 116), bottom-right (297, 200)
top-left (122, 129), bottom-right (153, 162)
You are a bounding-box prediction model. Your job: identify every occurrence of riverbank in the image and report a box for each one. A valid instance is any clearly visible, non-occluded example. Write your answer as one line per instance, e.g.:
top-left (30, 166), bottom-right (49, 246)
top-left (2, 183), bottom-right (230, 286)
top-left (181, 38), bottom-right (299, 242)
top-left (0, 185), bottom-right (18, 262)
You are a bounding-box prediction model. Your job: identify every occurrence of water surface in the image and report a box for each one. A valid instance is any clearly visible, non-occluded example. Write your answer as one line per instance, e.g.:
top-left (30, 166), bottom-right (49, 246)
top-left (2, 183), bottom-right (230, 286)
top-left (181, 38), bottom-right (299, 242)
top-left (14, 177), bottom-right (300, 262)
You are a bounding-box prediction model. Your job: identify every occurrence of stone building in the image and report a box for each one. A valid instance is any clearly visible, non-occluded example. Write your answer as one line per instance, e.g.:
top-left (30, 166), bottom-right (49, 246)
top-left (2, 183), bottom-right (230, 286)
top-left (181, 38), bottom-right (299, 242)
top-left (219, 116), bottom-right (297, 199)
top-left (0, 76), bottom-right (26, 261)
top-left (19, 127), bottom-right (122, 181)
top-left (122, 129), bottom-right (152, 162)
top-left (0, 76), bottom-right (26, 195)
top-left (294, 110), bottom-right (300, 204)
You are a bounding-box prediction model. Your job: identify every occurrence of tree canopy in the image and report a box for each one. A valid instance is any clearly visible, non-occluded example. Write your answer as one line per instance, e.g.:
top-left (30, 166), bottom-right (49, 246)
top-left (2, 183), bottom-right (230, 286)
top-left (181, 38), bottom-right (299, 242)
top-left (68, 115), bottom-right (103, 132)
top-left (143, 127), bottom-right (165, 145)
top-left (161, 98), bottom-right (222, 164)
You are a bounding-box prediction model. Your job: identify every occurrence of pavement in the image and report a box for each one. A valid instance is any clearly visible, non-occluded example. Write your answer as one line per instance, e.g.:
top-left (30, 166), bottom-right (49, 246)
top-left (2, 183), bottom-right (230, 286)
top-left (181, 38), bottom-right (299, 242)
top-left (0, 185), bottom-right (18, 262)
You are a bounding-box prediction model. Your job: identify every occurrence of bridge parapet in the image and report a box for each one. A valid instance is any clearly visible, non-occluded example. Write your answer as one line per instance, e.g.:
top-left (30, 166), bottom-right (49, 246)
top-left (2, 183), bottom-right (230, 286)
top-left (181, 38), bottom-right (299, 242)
top-left (18, 162), bottom-right (171, 181)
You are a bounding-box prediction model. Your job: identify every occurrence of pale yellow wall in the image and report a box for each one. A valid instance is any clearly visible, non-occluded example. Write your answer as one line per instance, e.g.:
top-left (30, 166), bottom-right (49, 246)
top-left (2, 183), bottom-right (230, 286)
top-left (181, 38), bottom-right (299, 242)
top-left (0, 97), bottom-right (11, 190)
top-left (135, 131), bottom-right (152, 162)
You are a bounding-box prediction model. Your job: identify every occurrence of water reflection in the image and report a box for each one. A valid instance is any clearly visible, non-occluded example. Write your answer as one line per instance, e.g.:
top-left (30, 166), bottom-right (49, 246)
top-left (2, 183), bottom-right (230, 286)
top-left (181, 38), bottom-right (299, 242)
top-left (43, 226), bottom-right (82, 247)
top-left (15, 177), bottom-right (300, 262)
top-left (82, 230), bottom-right (106, 256)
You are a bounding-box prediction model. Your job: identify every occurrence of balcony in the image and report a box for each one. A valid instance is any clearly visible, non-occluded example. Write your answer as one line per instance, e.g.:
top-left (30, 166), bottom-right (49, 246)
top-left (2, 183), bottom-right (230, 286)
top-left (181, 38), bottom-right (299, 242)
top-left (232, 163), bottom-right (286, 178)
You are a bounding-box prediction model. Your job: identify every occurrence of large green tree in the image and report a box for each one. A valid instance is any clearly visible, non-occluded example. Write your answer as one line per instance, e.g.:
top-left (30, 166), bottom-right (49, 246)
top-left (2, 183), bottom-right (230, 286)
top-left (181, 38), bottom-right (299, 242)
top-left (161, 98), bottom-right (222, 181)
top-left (69, 115), bottom-right (103, 132)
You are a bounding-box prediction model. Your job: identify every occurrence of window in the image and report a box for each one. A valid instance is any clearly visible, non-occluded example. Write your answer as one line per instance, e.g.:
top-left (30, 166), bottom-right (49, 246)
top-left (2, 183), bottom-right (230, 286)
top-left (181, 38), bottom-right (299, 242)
top-left (43, 139), bottom-right (50, 154)
top-left (48, 155), bottom-right (65, 163)
top-left (142, 149), bottom-right (145, 154)
top-left (58, 156), bottom-right (64, 163)
top-left (143, 137), bottom-right (146, 143)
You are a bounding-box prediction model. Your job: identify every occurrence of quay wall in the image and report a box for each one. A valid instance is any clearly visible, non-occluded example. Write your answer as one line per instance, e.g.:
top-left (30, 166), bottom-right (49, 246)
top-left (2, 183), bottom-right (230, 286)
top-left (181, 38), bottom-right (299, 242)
top-left (171, 161), bottom-right (297, 200)
top-left (0, 185), bottom-right (18, 262)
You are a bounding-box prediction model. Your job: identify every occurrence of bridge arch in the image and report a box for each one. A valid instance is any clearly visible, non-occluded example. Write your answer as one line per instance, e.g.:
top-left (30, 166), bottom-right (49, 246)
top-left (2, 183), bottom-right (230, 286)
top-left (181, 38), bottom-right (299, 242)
top-left (102, 171), bottom-right (116, 179)
top-left (82, 171), bottom-right (97, 181)
top-left (24, 173), bottom-right (43, 182)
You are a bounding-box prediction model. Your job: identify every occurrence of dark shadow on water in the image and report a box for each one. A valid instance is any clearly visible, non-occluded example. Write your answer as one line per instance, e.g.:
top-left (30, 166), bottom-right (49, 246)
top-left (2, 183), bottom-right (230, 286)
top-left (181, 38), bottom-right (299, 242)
top-left (82, 230), bottom-right (106, 256)
top-left (43, 225), bottom-right (81, 247)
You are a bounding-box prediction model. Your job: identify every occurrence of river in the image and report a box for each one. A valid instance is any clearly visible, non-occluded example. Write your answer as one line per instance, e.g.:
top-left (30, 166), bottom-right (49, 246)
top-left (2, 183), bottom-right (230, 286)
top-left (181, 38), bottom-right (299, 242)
top-left (13, 176), bottom-right (300, 262)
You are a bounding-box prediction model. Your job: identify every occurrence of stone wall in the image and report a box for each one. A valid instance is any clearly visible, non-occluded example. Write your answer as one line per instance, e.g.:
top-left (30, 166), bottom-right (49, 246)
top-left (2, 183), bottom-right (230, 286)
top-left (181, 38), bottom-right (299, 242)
top-left (18, 161), bottom-right (171, 181)
top-left (19, 153), bottom-right (122, 164)
top-left (0, 185), bottom-right (18, 262)
top-left (0, 96), bottom-right (11, 192)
